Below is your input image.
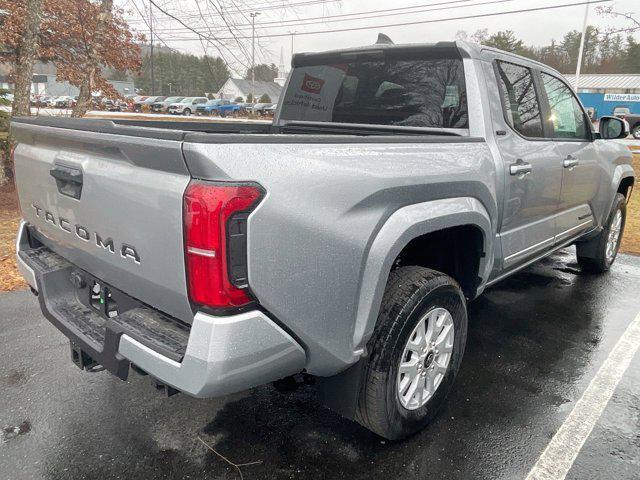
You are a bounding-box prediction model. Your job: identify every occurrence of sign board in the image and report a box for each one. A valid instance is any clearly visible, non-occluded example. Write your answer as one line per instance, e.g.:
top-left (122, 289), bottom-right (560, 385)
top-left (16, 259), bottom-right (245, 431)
top-left (280, 65), bottom-right (347, 122)
top-left (603, 93), bottom-right (640, 103)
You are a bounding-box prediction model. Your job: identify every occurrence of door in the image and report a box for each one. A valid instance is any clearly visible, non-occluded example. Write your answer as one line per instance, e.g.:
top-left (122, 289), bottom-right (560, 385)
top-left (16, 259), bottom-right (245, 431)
top-left (492, 59), bottom-right (563, 269)
top-left (539, 72), bottom-right (600, 241)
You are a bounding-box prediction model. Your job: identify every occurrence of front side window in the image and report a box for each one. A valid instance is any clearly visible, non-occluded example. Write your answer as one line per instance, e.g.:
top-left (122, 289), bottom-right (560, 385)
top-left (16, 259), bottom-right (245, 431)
top-left (495, 61), bottom-right (544, 138)
top-left (541, 73), bottom-right (590, 140)
top-left (279, 51), bottom-right (468, 129)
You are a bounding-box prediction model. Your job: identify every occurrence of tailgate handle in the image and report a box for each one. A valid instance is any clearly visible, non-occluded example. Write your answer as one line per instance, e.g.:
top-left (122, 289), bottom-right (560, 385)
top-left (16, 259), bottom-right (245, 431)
top-left (50, 164), bottom-right (83, 199)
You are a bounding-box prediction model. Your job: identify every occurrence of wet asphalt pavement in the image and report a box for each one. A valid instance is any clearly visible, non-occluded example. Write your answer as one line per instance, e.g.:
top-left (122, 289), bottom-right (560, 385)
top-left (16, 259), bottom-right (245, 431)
top-left (1, 249), bottom-right (639, 480)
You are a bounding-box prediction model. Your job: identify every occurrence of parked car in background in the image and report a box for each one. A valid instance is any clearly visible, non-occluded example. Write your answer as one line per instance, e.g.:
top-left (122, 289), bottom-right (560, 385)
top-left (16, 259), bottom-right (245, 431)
top-left (263, 104), bottom-right (278, 116)
top-left (196, 99), bottom-right (241, 117)
top-left (612, 106), bottom-right (631, 118)
top-left (151, 96), bottom-right (184, 113)
top-left (236, 103), bottom-right (253, 115)
top-left (128, 96), bottom-right (147, 111)
top-left (251, 103), bottom-right (274, 116)
top-left (133, 96), bottom-right (166, 112)
top-left (54, 96), bottom-right (76, 108)
top-left (29, 94), bottom-right (51, 107)
top-left (1, 91), bottom-right (14, 103)
top-left (167, 97), bottom-right (208, 116)
top-left (102, 98), bottom-right (127, 112)
top-left (621, 113), bottom-right (640, 139)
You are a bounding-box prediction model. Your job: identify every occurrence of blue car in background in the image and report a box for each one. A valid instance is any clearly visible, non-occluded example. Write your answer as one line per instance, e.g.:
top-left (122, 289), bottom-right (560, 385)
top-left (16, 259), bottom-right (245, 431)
top-left (196, 99), bottom-right (241, 117)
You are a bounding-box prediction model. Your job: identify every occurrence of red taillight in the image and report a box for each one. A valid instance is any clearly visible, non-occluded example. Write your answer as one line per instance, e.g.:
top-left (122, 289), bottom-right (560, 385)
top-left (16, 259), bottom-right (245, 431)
top-left (183, 181), bottom-right (263, 309)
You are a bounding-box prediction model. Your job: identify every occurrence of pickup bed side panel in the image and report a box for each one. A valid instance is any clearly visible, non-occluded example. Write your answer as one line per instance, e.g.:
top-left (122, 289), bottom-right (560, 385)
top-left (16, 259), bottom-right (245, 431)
top-left (183, 139), bottom-right (498, 375)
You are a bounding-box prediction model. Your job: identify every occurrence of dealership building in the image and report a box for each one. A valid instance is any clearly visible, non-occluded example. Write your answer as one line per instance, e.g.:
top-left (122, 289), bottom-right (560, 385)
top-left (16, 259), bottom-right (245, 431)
top-left (576, 74), bottom-right (640, 120)
top-left (0, 74), bottom-right (135, 97)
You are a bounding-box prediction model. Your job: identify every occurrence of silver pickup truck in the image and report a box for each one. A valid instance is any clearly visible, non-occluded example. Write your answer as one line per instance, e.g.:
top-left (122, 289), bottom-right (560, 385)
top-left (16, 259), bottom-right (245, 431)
top-left (11, 41), bottom-right (635, 439)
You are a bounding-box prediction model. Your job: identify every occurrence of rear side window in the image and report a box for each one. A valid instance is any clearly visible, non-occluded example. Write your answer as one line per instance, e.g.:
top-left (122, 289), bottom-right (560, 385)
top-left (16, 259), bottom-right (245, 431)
top-left (279, 51), bottom-right (468, 129)
top-left (540, 73), bottom-right (590, 140)
top-left (495, 61), bottom-right (544, 138)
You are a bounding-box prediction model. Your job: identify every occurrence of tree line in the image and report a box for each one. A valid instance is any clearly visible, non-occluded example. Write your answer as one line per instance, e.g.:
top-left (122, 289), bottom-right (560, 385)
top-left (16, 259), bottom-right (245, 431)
top-left (131, 50), bottom-right (230, 96)
top-left (457, 27), bottom-right (640, 74)
top-left (131, 55), bottom-right (280, 96)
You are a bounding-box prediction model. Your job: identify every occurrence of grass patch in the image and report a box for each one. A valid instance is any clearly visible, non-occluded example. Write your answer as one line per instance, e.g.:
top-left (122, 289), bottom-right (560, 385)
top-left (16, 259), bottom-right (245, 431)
top-left (620, 153), bottom-right (640, 255)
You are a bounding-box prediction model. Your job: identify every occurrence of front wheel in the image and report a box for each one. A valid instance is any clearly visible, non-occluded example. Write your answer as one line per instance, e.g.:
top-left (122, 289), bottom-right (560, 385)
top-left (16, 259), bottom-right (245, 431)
top-left (632, 124), bottom-right (640, 140)
top-left (356, 266), bottom-right (467, 440)
top-left (183, 108), bottom-right (191, 116)
top-left (577, 193), bottom-right (626, 273)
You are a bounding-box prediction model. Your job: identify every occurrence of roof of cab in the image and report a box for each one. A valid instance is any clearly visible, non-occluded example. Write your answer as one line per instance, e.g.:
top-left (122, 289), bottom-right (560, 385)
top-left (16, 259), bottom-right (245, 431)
top-left (292, 38), bottom-right (563, 77)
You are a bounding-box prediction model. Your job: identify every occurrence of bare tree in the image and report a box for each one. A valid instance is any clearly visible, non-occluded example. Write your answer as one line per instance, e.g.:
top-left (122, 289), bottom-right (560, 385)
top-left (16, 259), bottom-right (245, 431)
top-left (596, 6), bottom-right (640, 36)
top-left (11, 0), bottom-right (44, 116)
top-left (72, 0), bottom-right (114, 117)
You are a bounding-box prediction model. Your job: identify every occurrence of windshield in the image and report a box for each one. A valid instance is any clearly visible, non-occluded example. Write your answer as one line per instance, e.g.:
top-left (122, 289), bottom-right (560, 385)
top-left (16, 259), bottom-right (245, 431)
top-left (180, 97), bottom-right (195, 103)
top-left (164, 97), bottom-right (183, 103)
top-left (279, 50), bottom-right (468, 129)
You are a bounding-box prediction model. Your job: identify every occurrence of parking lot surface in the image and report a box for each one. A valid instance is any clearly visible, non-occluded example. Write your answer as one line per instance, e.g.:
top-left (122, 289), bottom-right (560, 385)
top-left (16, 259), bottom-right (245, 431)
top-left (1, 249), bottom-right (639, 480)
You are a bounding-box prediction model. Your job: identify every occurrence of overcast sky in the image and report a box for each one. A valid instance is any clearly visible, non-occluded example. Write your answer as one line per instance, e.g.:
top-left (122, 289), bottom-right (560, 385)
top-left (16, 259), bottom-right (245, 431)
top-left (119, 0), bottom-right (639, 76)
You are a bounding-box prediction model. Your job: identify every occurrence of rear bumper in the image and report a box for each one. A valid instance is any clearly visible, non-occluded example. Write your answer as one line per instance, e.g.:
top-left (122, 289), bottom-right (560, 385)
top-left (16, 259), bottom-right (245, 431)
top-left (16, 221), bottom-right (306, 397)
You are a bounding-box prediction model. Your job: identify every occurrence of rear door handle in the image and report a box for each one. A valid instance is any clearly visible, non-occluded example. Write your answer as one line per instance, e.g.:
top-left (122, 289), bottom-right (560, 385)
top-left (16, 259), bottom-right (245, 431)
top-left (563, 156), bottom-right (579, 169)
top-left (509, 162), bottom-right (532, 176)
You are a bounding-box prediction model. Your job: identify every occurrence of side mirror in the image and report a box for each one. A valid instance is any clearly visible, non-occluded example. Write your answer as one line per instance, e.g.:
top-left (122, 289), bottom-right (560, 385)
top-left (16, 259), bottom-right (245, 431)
top-left (599, 116), bottom-right (629, 140)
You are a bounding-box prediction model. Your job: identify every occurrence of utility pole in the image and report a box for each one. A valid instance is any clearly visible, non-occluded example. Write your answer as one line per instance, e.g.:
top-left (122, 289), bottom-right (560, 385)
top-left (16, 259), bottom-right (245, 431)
top-left (250, 12), bottom-right (260, 103)
top-left (574, 0), bottom-right (590, 91)
top-left (149, 0), bottom-right (155, 95)
top-left (289, 31), bottom-right (296, 63)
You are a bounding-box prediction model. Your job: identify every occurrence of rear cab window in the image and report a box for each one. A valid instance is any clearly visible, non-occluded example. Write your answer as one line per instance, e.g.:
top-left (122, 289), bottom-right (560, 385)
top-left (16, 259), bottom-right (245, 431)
top-left (494, 60), bottom-right (544, 138)
top-left (278, 46), bottom-right (469, 131)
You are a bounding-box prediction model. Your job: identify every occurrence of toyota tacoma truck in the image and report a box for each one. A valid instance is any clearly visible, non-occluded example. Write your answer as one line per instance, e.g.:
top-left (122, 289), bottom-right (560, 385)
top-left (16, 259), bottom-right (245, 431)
top-left (11, 40), bottom-right (635, 440)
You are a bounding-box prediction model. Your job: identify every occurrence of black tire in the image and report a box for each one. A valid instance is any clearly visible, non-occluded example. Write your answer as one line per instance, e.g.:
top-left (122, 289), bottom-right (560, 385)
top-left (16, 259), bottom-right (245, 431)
top-left (183, 108), bottom-right (191, 116)
top-left (632, 124), bottom-right (640, 140)
top-left (577, 193), bottom-right (626, 273)
top-left (355, 266), bottom-right (468, 440)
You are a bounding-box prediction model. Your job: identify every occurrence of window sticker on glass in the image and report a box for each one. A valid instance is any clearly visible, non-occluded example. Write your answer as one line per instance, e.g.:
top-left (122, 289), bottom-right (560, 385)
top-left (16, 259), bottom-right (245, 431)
top-left (281, 65), bottom-right (348, 122)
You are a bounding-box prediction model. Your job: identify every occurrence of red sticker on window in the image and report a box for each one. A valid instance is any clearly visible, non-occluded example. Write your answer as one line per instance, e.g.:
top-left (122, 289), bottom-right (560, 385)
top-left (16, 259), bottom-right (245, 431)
top-left (301, 73), bottom-right (325, 94)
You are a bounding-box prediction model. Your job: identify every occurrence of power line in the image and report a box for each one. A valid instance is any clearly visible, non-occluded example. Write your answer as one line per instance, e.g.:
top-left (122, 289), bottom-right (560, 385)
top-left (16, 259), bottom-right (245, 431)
top-left (124, 0), bottom-right (341, 24)
top-left (153, 0), bottom-right (614, 41)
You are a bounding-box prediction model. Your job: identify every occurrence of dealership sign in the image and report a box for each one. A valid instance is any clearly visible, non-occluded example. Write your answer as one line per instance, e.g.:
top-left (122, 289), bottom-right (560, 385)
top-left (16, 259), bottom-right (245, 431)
top-left (603, 93), bottom-right (640, 102)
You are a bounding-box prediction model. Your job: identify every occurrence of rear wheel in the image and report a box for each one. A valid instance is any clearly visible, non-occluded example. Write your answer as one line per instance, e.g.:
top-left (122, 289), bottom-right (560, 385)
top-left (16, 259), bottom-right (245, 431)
top-left (356, 266), bottom-right (467, 440)
top-left (577, 193), bottom-right (626, 273)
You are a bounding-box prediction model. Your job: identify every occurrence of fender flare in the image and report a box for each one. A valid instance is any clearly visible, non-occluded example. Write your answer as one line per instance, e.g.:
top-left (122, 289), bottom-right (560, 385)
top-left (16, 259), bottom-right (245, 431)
top-left (351, 197), bottom-right (493, 355)
top-left (610, 164), bottom-right (635, 210)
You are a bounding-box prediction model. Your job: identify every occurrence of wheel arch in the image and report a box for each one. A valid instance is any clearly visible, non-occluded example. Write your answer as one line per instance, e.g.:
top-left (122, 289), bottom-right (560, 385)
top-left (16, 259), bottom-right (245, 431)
top-left (617, 174), bottom-right (634, 202)
top-left (351, 197), bottom-right (493, 355)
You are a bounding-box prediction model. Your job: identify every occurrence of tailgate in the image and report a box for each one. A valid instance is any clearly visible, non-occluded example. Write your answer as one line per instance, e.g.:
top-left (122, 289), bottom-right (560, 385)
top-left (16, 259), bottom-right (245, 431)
top-left (11, 119), bottom-right (194, 324)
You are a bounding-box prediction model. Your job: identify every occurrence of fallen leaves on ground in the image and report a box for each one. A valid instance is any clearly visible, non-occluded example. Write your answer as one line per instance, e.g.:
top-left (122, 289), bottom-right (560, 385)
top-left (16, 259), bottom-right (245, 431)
top-left (0, 184), bottom-right (25, 291)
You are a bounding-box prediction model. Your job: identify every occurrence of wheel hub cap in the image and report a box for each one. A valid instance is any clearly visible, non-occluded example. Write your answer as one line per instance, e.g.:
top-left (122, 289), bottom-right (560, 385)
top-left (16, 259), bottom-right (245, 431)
top-left (397, 307), bottom-right (455, 410)
top-left (606, 209), bottom-right (623, 263)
